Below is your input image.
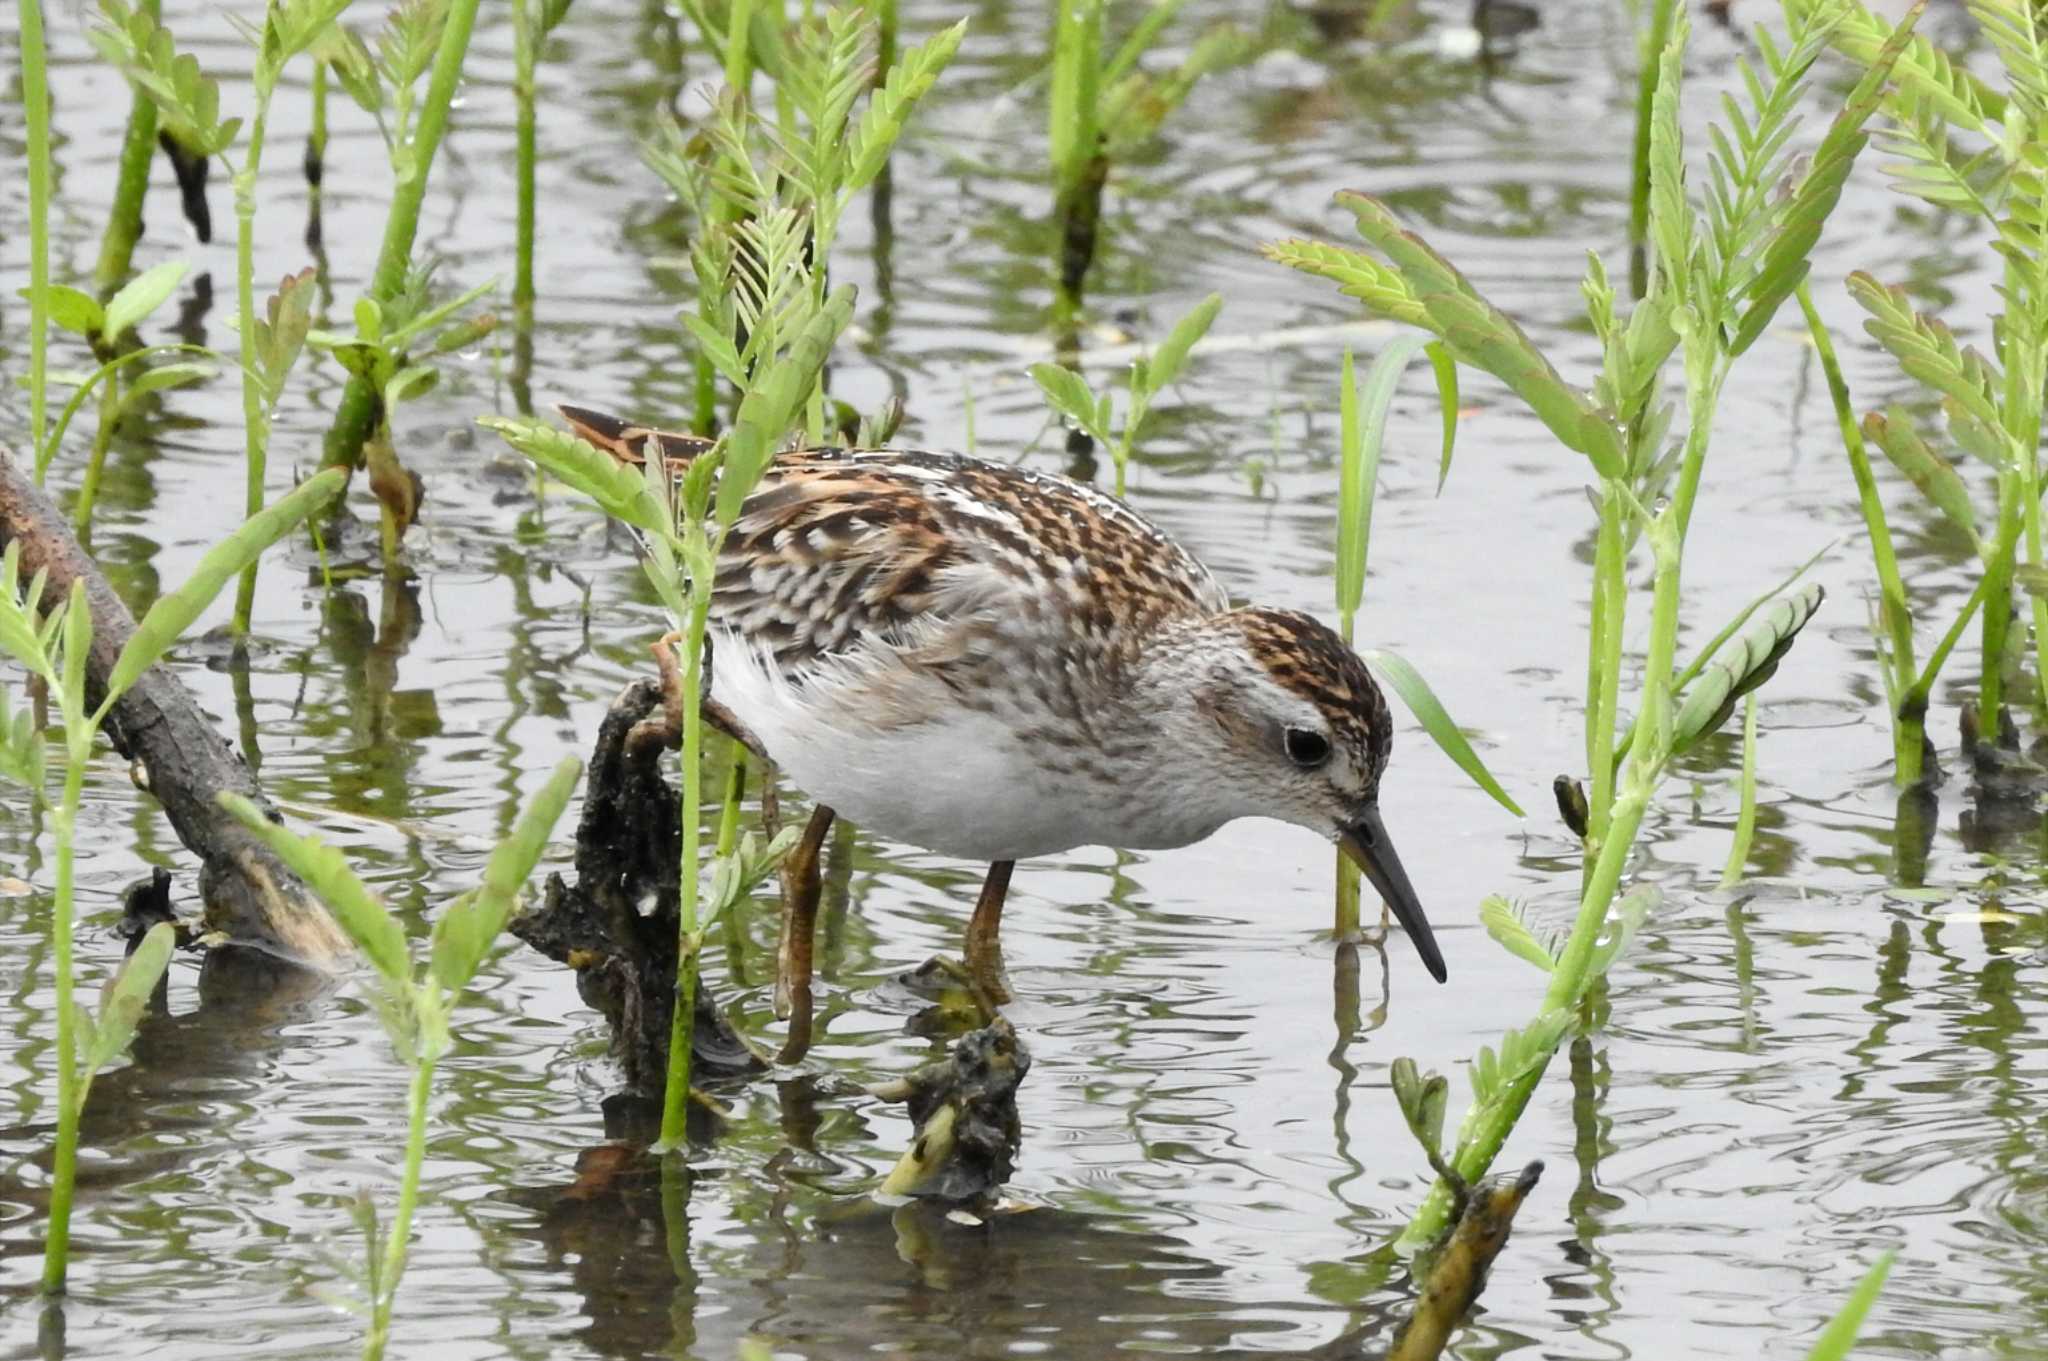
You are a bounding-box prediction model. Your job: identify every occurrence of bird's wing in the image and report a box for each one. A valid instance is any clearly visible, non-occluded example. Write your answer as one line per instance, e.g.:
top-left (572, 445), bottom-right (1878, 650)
top-left (559, 407), bottom-right (1231, 679)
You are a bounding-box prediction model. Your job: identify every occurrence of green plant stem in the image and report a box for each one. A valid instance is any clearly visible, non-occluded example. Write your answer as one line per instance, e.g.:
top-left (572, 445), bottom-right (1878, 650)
top-left (74, 376), bottom-right (121, 537)
top-left (319, 0), bottom-right (485, 476)
top-left (1719, 692), bottom-right (1758, 888)
top-left (2005, 249), bottom-right (2048, 722)
top-left (22, 0), bottom-right (53, 482)
top-left (92, 0), bottom-right (163, 294)
top-left (1979, 475), bottom-right (2020, 739)
top-left (512, 2), bottom-right (538, 324)
top-left (308, 57), bottom-right (328, 191)
top-left (39, 756), bottom-right (86, 1296)
top-left (231, 97), bottom-right (277, 636)
top-left (717, 752), bottom-right (750, 963)
top-left (1905, 573), bottom-right (1991, 716)
top-left (1795, 283), bottom-right (1921, 780)
top-left (1584, 489), bottom-right (1626, 858)
top-left (657, 596), bottom-right (712, 1149)
top-left (365, 1055), bottom-right (435, 1361)
top-left (1402, 368), bottom-right (1717, 1254)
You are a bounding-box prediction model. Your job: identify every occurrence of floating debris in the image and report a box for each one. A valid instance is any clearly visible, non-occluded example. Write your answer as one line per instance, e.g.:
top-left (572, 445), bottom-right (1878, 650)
top-left (872, 1017), bottom-right (1031, 1210)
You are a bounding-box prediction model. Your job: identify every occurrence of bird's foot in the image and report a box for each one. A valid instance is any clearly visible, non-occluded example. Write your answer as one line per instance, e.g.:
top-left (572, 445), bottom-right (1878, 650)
top-left (634, 630), bottom-right (769, 759)
top-left (896, 955), bottom-right (1005, 1032)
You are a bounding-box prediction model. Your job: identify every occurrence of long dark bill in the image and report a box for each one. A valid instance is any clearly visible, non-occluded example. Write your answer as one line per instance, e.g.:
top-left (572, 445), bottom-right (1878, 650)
top-left (1338, 805), bottom-right (1447, 983)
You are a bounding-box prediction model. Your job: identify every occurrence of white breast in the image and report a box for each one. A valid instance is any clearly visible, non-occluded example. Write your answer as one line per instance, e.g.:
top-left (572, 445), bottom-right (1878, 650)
top-left (709, 629), bottom-right (1230, 862)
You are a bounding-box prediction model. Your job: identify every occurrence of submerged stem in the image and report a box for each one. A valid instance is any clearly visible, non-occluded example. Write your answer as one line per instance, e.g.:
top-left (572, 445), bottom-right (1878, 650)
top-left (1719, 693), bottom-right (1758, 888)
top-left (73, 375), bottom-right (121, 538)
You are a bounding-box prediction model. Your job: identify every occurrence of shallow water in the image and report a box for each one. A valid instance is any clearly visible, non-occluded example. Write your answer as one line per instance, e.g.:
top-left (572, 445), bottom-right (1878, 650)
top-left (2, 0), bottom-right (2045, 1357)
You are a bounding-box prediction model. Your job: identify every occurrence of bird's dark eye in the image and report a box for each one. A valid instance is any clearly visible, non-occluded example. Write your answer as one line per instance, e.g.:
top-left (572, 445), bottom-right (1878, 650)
top-left (1284, 727), bottom-right (1332, 769)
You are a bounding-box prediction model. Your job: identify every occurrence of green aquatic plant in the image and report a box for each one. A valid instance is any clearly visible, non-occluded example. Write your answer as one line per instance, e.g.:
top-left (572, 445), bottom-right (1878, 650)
top-left (224, 755), bottom-right (581, 1361)
top-left (1048, 0), bottom-right (1240, 310)
top-left (91, 0), bottom-right (343, 633)
top-left (511, 0), bottom-right (575, 325)
top-left (0, 468), bottom-right (344, 1295)
top-left (36, 261), bottom-right (218, 532)
top-left (302, 266), bottom-right (499, 558)
top-left (91, 0), bottom-right (163, 292)
top-left (314, 0), bottom-right (487, 493)
top-left (1789, 0), bottom-right (2048, 769)
top-left (1329, 340), bottom-right (1520, 937)
top-left (1029, 292), bottom-right (1222, 496)
top-left (1268, 0), bottom-right (1912, 1252)
top-left (20, 0), bottom-right (54, 480)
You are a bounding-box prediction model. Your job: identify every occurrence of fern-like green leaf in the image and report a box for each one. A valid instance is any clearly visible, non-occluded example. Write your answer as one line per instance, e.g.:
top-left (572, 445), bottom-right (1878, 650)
top-left (1788, 0), bottom-right (2001, 131)
top-left (846, 19), bottom-right (965, 194)
top-left (1862, 407), bottom-right (1983, 554)
top-left (1846, 272), bottom-right (2008, 443)
top-left (1480, 896), bottom-right (1557, 973)
top-left (479, 416), bottom-right (671, 537)
top-left (1339, 192), bottom-right (1624, 477)
top-left (1728, 1), bottom-right (1921, 355)
top-left (90, 0), bottom-right (244, 155)
top-left (1259, 238), bottom-right (1427, 328)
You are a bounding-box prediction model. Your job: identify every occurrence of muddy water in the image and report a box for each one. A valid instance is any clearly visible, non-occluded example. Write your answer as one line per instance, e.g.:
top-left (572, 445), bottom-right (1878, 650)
top-left (2, 0), bottom-right (2045, 1356)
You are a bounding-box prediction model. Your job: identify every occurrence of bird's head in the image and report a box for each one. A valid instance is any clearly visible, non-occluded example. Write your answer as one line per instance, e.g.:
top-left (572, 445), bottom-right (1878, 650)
top-left (1161, 607), bottom-right (1444, 982)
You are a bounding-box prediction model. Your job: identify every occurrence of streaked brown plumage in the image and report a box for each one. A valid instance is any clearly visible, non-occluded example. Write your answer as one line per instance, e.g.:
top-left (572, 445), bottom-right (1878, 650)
top-left (562, 406), bottom-right (1443, 995)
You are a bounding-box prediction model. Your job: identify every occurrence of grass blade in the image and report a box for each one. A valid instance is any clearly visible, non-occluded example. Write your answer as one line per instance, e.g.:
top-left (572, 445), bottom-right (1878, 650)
top-left (80, 921), bottom-right (176, 1089)
top-left (1358, 646), bottom-right (1524, 816)
top-left (1336, 338), bottom-right (1428, 621)
top-left (1426, 341), bottom-right (1458, 493)
top-left (430, 756), bottom-right (581, 992)
top-left (1803, 1253), bottom-right (1894, 1361)
top-left (219, 793), bottom-right (412, 991)
top-left (100, 469), bottom-right (345, 708)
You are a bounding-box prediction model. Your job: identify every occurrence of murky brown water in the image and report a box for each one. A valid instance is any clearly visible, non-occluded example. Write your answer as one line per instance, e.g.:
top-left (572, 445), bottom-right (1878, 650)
top-left (3, 0), bottom-right (2046, 1356)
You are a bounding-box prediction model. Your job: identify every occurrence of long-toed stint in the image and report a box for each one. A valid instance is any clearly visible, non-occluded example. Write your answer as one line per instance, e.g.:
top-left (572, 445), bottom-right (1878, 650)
top-left (561, 406), bottom-right (1446, 1034)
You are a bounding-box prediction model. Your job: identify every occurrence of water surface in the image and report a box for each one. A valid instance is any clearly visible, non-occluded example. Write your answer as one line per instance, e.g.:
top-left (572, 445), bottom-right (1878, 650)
top-left (2, 0), bottom-right (2045, 1357)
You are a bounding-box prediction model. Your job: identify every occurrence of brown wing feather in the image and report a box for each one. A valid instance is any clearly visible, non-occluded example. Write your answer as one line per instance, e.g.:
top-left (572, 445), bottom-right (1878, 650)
top-left (559, 407), bottom-right (1232, 682)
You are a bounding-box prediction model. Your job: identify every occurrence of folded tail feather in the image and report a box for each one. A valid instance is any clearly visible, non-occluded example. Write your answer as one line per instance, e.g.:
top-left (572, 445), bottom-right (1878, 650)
top-left (559, 405), bottom-right (717, 473)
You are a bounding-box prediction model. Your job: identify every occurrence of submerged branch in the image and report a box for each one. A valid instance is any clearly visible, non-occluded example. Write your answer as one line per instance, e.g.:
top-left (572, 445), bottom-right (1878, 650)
top-left (1385, 1160), bottom-right (1544, 1361)
top-left (0, 444), bottom-right (350, 968)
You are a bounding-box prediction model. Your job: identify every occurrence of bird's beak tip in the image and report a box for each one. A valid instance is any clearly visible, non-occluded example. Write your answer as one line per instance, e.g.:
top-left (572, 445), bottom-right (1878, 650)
top-left (1337, 805), bottom-right (1446, 983)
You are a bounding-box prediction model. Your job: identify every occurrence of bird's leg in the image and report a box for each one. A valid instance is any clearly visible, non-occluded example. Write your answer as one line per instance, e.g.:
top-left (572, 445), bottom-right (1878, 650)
top-left (775, 805), bottom-right (837, 1052)
top-left (964, 860), bottom-right (1016, 1006)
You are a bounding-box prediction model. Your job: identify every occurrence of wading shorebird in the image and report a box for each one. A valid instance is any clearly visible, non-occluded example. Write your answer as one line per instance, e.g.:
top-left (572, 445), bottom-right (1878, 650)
top-left (560, 406), bottom-right (1446, 1026)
